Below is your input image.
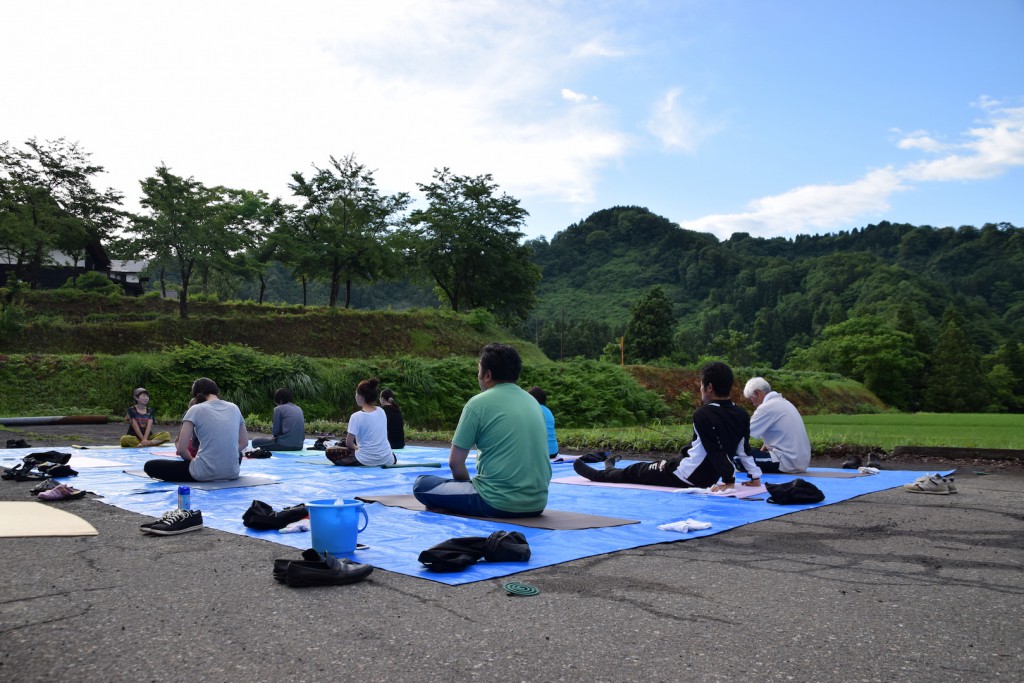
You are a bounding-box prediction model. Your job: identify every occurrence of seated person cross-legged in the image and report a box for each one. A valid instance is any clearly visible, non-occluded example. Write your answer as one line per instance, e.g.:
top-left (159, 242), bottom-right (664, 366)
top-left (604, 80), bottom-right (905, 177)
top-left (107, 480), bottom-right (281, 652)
top-left (412, 343), bottom-right (552, 518)
top-left (330, 378), bottom-right (396, 467)
top-left (143, 377), bottom-right (248, 483)
top-left (251, 387), bottom-right (305, 452)
top-left (574, 361), bottom-right (761, 492)
top-left (734, 377), bottom-right (812, 475)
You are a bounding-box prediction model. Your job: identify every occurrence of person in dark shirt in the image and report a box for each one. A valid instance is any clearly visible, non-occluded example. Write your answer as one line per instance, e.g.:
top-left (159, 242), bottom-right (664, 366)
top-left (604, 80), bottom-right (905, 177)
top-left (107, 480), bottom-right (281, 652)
top-left (121, 387), bottom-right (171, 447)
top-left (574, 361), bottom-right (759, 491)
top-left (379, 388), bottom-right (405, 450)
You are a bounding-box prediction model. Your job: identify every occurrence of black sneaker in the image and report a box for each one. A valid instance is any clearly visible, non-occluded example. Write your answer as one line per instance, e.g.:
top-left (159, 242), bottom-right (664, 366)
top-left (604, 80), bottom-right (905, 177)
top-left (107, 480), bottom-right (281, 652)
top-left (865, 451), bottom-right (883, 469)
top-left (143, 509), bottom-right (203, 535)
top-left (841, 454), bottom-right (863, 469)
top-left (140, 509), bottom-right (179, 533)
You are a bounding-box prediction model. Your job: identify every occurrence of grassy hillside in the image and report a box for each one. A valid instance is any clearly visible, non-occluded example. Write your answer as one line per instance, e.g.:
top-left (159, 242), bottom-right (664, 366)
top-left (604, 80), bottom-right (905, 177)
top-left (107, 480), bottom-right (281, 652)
top-left (0, 289), bottom-right (543, 361)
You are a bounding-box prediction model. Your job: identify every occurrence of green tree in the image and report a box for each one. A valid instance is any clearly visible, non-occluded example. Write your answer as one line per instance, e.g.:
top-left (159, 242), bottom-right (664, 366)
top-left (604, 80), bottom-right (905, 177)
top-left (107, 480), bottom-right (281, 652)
top-left (285, 154), bottom-right (409, 308)
top-left (0, 138), bottom-right (124, 286)
top-left (624, 286), bottom-right (676, 363)
top-left (406, 168), bottom-right (539, 323)
top-left (133, 165), bottom-right (268, 319)
top-left (787, 315), bottom-right (925, 410)
top-left (922, 308), bottom-right (989, 412)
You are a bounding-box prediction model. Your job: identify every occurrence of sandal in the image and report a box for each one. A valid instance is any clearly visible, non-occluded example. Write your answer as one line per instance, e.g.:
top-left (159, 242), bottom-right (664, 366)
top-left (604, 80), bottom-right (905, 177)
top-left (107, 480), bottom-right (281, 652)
top-left (28, 480), bottom-right (60, 496)
top-left (37, 484), bottom-right (86, 501)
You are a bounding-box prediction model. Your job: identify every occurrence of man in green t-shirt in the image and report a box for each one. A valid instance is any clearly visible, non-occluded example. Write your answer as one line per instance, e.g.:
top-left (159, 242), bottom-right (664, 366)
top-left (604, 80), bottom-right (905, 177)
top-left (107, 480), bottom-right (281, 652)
top-left (412, 343), bottom-right (551, 517)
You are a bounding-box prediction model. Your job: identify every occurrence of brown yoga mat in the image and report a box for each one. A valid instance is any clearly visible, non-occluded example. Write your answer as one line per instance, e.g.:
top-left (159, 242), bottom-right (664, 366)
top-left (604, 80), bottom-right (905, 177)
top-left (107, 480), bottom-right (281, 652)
top-left (356, 494), bottom-right (639, 530)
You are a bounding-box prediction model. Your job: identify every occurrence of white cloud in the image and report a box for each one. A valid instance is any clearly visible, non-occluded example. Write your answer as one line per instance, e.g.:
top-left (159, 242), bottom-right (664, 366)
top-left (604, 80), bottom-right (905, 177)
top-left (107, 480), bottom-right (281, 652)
top-left (0, 0), bottom-right (632, 222)
top-left (561, 88), bottom-right (593, 103)
top-left (645, 87), bottom-right (719, 153)
top-left (570, 38), bottom-right (626, 59)
top-left (900, 103), bottom-right (1024, 182)
top-left (896, 130), bottom-right (949, 153)
top-left (682, 100), bottom-right (1024, 240)
top-left (682, 168), bottom-right (908, 239)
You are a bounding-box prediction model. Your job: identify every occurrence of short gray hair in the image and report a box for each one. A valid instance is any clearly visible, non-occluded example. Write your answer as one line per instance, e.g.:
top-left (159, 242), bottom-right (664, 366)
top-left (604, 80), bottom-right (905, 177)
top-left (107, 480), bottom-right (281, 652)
top-left (743, 377), bottom-right (771, 399)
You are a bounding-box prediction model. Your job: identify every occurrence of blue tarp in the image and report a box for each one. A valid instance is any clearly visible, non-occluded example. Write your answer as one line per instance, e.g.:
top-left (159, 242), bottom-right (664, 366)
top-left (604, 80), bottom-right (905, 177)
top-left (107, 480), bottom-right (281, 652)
top-left (1, 444), bottom-right (930, 585)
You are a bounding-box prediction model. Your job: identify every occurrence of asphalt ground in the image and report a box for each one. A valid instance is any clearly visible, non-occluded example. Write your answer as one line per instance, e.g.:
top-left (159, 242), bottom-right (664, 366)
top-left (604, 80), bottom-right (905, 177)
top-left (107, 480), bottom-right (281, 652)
top-left (1, 423), bottom-right (1022, 682)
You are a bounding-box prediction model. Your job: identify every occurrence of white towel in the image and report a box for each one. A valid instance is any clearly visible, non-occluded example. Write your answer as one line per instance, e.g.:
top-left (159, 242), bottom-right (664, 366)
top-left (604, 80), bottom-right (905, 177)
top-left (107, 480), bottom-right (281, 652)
top-left (658, 518), bottom-right (713, 533)
top-left (858, 466), bottom-right (880, 475)
top-left (279, 519), bottom-right (311, 534)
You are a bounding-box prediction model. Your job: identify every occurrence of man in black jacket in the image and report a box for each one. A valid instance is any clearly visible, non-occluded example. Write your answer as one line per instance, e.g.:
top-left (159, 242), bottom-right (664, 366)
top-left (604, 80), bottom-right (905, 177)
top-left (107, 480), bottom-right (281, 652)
top-left (574, 361), bottom-right (758, 492)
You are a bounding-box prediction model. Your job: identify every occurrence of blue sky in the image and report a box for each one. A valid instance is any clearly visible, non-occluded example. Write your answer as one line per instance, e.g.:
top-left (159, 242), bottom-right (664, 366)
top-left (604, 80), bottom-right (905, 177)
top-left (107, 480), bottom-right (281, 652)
top-left (3, 0), bottom-right (1022, 241)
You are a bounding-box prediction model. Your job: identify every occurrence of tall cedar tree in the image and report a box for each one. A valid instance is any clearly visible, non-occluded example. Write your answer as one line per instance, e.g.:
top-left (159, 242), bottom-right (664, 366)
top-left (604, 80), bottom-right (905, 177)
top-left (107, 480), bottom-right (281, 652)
top-left (625, 286), bottom-right (676, 363)
top-left (923, 308), bottom-right (989, 412)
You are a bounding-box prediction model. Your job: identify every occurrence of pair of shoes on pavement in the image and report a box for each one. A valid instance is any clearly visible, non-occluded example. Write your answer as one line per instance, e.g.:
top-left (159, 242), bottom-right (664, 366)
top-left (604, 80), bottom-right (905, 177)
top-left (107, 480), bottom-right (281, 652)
top-left (841, 452), bottom-right (884, 469)
top-left (273, 548), bottom-right (373, 587)
top-left (140, 509), bottom-right (204, 535)
top-left (36, 483), bottom-right (86, 501)
top-left (902, 473), bottom-right (958, 495)
top-left (6, 439), bottom-right (32, 448)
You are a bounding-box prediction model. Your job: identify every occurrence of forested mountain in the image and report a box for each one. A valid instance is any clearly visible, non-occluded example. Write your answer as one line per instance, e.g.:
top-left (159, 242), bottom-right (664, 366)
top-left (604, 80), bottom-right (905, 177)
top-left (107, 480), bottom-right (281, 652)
top-left (522, 207), bottom-right (1024, 411)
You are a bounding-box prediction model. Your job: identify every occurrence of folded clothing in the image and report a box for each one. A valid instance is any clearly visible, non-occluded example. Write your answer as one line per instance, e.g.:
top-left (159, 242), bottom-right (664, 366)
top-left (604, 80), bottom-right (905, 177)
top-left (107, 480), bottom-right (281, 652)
top-left (418, 530), bottom-right (531, 572)
top-left (242, 500), bottom-right (309, 530)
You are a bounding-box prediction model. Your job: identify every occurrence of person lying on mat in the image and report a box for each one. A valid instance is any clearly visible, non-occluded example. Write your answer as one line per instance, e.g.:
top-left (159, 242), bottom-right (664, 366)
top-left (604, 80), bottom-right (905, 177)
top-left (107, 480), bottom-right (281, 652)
top-left (332, 378), bottom-right (396, 467)
top-left (121, 387), bottom-right (172, 448)
top-left (143, 377), bottom-right (248, 482)
top-left (735, 377), bottom-right (812, 474)
top-left (574, 361), bottom-right (760, 492)
top-left (412, 343), bottom-right (552, 518)
top-left (251, 387), bottom-right (306, 451)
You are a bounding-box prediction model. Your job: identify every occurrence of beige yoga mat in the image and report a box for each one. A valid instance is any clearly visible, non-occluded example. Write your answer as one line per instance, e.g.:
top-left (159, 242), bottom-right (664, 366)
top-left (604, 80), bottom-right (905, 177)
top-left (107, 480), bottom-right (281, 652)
top-left (0, 502), bottom-right (98, 537)
top-left (123, 470), bottom-right (280, 489)
top-left (551, 475), bottom-right (767, 499)
top-left (356, 494), bottom-right (638, 530)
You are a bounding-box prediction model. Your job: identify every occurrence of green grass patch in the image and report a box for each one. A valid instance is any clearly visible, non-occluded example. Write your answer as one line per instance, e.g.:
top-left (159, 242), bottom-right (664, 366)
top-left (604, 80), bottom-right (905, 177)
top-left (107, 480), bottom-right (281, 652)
top-left (803, 413), bottom-right (1024, 450)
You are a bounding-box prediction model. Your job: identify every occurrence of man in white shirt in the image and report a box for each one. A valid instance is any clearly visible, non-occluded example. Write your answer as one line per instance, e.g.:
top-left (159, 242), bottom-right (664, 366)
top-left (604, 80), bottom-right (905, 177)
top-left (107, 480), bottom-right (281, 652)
top-left (736, 377), bottom-right (812, 474)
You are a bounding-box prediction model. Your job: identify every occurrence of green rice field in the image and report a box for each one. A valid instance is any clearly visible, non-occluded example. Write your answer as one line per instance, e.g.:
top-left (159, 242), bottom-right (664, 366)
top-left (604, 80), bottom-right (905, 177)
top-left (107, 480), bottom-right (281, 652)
top-left (407, 413), bottom-right (1024, 453)
top-left (802, 413), bottom-right (1024, 450)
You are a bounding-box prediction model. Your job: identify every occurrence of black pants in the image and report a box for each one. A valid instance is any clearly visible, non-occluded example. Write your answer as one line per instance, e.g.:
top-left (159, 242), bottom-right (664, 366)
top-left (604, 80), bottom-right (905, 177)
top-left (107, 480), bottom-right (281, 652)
top-left (733, 448), bottom-right (783, 475)
top-left (143, 459), bottom-right (197, 482)
top-left (573, 458), bottom-right (688, 488)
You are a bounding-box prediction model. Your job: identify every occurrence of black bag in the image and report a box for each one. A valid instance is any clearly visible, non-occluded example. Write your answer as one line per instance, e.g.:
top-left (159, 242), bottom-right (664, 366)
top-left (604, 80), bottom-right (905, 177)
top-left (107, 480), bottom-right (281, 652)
top-left (242, 500), bottom-right (309, 530)
top-left (765, 478), bottom-right (825, 505)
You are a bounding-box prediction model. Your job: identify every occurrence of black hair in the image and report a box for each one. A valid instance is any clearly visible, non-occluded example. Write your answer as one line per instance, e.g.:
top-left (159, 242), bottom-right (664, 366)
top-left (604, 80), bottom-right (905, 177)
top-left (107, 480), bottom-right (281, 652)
top-left (699, 361), bottom-right (734, 397)
top-left (274, 387), bottom-right (293, 405)
top-left (479, 343), bottom-right (522, 383)
top-left (380, 388), bottom-right (398, 407)
top-left (191, 377), bottom-right (220, 399)
top-left (356, 378), bottom-right (380, 405)
top-left (527, 386), bottom-right (547, 405)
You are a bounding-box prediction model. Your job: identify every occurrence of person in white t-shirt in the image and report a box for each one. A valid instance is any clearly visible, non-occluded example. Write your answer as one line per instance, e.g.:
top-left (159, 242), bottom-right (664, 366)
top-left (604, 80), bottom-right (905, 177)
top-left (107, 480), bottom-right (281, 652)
top-left (336, 378), bottom-right (396, 467)
top-left (735, 377), bottom-right (812, 474)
